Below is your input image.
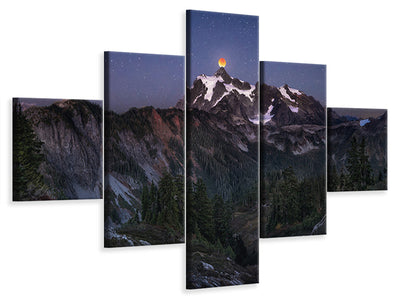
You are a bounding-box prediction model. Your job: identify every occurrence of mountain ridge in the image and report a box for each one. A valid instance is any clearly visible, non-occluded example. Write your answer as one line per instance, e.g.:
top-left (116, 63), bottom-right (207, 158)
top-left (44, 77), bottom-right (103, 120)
top-left (22, 100), bottom-right (103, 199)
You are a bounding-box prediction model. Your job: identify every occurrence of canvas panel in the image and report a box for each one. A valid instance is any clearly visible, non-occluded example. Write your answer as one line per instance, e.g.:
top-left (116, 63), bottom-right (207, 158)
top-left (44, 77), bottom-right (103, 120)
top-left (186, 10), bottom-right (259, 289)
top-left (259, 61), bottom-right (327, 238)
top-left (12, 98), bottom-right (102, 201)
top-left (327, 107), bottom-right (387, 191)
top-left (104, 52), bottom-right (185, 247)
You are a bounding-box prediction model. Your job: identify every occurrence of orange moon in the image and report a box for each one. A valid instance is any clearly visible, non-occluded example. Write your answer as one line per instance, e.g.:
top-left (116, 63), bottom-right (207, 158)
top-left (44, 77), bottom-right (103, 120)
top-left (218, 58), bottom-right (226, 67)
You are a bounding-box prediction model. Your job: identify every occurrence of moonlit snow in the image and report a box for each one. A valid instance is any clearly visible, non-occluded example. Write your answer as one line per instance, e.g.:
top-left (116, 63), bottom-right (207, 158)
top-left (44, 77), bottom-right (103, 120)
top-left (360, 119), bottom-right (370, 126)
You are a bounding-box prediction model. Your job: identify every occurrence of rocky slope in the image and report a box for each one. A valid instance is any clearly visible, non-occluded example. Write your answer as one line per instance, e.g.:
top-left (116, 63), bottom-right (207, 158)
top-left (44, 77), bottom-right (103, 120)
top-left (23, 100), bottom-right (102, 199)
top-left (260, 83), bottom-right (326, 159)
top-left (104, 106), bottom-right (184, 246)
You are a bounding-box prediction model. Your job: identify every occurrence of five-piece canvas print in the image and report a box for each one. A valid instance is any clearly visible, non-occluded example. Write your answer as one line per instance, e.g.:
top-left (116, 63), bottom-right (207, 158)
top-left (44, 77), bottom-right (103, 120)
top-left (260, 62), bottom-right (327, 238)
top-left (328, 108), bottom-right (387, 191)
top-left (10, 8), bottom-right (389, 291)
top-left (186, 10), bottom-right (259, 289)
top-left (12, 98), bottom-right (102, 201)
top-left (104, 52), bottom-right (185, 247)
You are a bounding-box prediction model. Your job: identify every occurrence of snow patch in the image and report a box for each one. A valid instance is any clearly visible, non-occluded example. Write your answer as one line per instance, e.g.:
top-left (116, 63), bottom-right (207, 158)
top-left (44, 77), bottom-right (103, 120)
top-left (212, 82), bottom-right (255, 107)
top-left (288, 87), bottom-right (302, 95)
top-left (262, 104), bottom-right (275, 123)
top-left (193, 94), bottom-right (202, 104)
top-left (248, 116), bottom-right (259, 125)
top-left (197, 74), bottom-right (256, 107)
top-left (279, 86), bottom-right (296, 102)
top-left (197, 75), bottom-right (221, 101)
top-left (288, 105), bottom-right (299, 113)
top-left (360, 119), bottom-right (370, 126)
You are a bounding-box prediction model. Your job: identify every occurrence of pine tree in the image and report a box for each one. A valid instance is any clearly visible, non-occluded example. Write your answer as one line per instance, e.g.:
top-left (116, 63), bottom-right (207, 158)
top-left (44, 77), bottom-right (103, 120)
top-left (194, 179), bottom-right (215, 243)
top-left (346, 137), bottom-right (361, 190)
top-left (344, 137), bottom-right (373, 190)
top-left (157, 172), bottom-right (179, 228)
top-left (149, 181), bottom-right (158, 223)
top-left (213, 194), bottom-right (231, 247)
top-left (359, 137), bottom-right (373, 189)
top-left (13, 99), bottom-right (47, 200)
top-left (186, 180), bottom-right (197, 236)
top-left (328, 165), bottom-right (339, 191)
top-left (281, 167), bottom-right (299, 223)
top-left (174, 175), bottom-right (184, 228)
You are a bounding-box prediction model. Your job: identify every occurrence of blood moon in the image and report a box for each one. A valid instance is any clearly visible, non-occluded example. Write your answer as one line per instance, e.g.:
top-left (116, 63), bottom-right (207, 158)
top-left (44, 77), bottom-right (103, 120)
top-left (218, 58), bottom-right (226, 67)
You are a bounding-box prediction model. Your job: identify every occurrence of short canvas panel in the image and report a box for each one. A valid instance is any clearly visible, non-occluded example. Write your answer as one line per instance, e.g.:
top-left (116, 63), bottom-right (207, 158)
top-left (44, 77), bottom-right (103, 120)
top-left (104, 52), bottom-right (184, 247)
top-left (12, 98), bottom-right (102, 201)
top-left (260, 61), bottom-right (327, 238)
top-left (186, 10), bottom-right (259, 289)
top-left (328, 107), bottom-right (387, 191)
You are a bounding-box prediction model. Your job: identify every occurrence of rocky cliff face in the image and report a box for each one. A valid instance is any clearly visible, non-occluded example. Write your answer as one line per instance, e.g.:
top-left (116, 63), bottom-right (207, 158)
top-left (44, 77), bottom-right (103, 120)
top-left (260, 83), bottom-right (326, 160)
top-left (104, 106), bottom-right (184, 245)
top-left (23, 100), bottom-right (103, 199)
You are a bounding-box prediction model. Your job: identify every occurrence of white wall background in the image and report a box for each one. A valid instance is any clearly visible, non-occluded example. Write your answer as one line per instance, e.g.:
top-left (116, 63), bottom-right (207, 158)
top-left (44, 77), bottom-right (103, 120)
top-left (1, 0), bottom-right (399, 299)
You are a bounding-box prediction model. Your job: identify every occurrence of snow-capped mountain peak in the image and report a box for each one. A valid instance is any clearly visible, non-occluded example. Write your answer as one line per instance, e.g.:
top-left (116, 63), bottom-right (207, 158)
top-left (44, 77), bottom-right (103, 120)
top-left (190, 67), bottom-right (256, 111)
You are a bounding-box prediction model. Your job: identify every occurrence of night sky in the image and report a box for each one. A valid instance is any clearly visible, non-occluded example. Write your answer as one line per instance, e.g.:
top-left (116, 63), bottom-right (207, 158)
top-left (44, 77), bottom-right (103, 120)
top-left (187, 10), bottom-right (259, 86)
top-left (105, 52), bottom-right (184, 113)
top-left (261, 61), bottom-right (326, 106)
top-left (331, 107), bottom-right (387, 119)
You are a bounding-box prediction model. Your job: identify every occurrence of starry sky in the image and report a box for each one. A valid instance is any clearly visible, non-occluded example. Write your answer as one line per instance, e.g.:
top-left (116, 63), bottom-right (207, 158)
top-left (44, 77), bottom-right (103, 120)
top-left (187, 10), bottom-right (259, 86)
top-left (105, 52), bottom-right (184, 113)
top-left (331, 107), bottom-right (386, 119)
top-left (261, 61), bottom-right (326, 106)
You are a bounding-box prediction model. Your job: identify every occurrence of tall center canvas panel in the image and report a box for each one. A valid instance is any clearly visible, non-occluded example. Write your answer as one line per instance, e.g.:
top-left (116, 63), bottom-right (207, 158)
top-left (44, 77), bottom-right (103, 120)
top-left (186, 10), bottom-right (259, 289)
top-left (104, 52), bottom-right (185, 247)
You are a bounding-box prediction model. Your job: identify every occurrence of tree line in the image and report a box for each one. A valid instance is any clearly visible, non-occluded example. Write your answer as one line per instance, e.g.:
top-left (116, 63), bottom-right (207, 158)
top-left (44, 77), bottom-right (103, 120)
top-left (186, 179), bottom-right (255, 266)
top-left (13, 100), bottom-right (49, 200)
top-left (328, 137), bottom-right (384, 191)
top-left (262, 166), bottom-right (326, 236)
top-left (186, 179), bottom-right (233, 246)
top-left (140, 173), bottom-right (184, 232)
